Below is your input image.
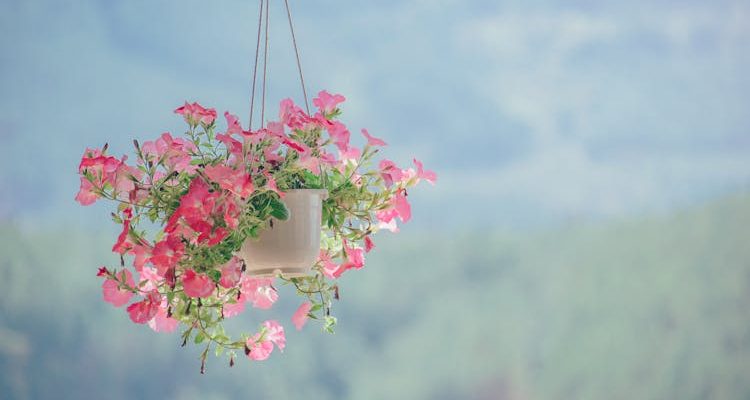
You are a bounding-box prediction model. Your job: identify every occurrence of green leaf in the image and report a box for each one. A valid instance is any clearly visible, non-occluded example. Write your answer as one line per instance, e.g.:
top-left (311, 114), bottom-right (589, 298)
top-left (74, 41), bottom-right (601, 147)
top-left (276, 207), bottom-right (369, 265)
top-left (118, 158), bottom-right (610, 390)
top-left (215, 345), bottom-right (225, 357)
top-left (323, 315), bottom-right (337, 334)
top-left (301, 171), bottom-right (322, 189)
top-left (194, 332), bottom-right (206, 344)
top-left (269, 197), bottom-right (289, 221)
top-left (207, 269), bottom-right (222, 283)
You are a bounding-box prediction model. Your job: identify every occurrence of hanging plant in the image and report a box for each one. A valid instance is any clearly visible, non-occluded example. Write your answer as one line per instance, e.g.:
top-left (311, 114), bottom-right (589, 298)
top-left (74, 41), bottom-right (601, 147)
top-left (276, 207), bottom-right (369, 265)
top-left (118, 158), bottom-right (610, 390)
top-left (75, 92), bottom-right (436, 369)
top-left (75, 0), bottom-right (435, 372)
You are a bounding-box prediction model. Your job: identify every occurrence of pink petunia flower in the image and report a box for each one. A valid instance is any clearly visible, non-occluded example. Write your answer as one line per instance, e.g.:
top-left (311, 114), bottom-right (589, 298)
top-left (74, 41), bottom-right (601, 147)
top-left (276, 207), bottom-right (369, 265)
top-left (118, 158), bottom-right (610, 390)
top-left (393, 191), bottom-right (412, 223)
top-left (379, 159), bottom-right (404, 188)
top-left (219, 257), bottom-right (243, 288)
top-left (182, 269), bottom-right (215, 298)
top-left (413, 158), bottom-right (437, 185)
top-left (111, 208), bottom-right (134, 255)
top-left (240, 276), bottom-right (278, 309)
top-left (330, 241), bottom-right (366, 279)
top-left (292, 302), bottom-right (312, 331)
top-left (361, 128), bottom-right (387, 147)
top-left (339, 146), bottom-right (361, 162)
top-left (148, 301), bottom-right (179, 333)
top-left (174, 101), bottom-right (217, 126)
top-left (279, 98), bottom-right (311, 130)
top-left (149, 235), bottom-right (185, 275)
top-left (204, 164), bottom-right (254, 199)
top-left (313, 90), bottom-right (345, 115)
top-left (318, 250), bottom-right (339, 280)
top-left (102, 269), bottom-right (135, 307)
top-left (224, 111), bottom-right (243, 135)
top-left (141, 133), bottom-right (197, 174)
top-left (75, 177), bottom-right (99, 206)
top-left (126, 291), bottom-right (161, 324)
top-left (364, 235), bottom-right (375, 253)
top-left (131, 243), bottom-right (151, 272)
top-left (326, 121), bottom-right (351, 151)
top-left (223, 294), bottom-right (246, 318)
top-left (246, 320), bottom-right (286, 361)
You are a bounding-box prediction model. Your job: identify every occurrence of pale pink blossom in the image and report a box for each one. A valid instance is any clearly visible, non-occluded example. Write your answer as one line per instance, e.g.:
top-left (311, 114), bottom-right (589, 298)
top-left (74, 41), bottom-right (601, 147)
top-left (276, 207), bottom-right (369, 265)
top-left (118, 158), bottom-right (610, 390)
top-left (298, 153), bottom-right (321, 174)
top-left (149, 235), bottom-right (185, 275)
top-left (327, 121), bottom-right (351, 151)
top-left (246, 320), bottom-right (286, 361)
top-left (75, 177), bottom-right (99, 205)
top-left (331, 241), bottom-right (365, 278)
top-left (224, 111), bottom-right (243, 135)
top-left (141, 133), bottom-right (197, 173)
top-left (204, 164), bottom-right (254, 199)
top-left (131, 243), bottom-right (151, 272)
top-left (182, 269), bottom-right (215, 298)
top-left (292, 302), bottom-right (312, 330)
top-left (361, 128), bottom-right (387, 147)
top-left (379, 159), bottom-right (404, 188)
top-left (313, 90), bottom-right (345, 115)
top-left (148, 303), bottom-right (179, 333)
top-left (413, 158), bottom-right (437, 185)
top-left (364, 236), bottom-right (375, 253)
top-left (279, 98), bottom-right (311, 130)
top-left (393, 191), bottom-right (412, 222)
top-left (318, 250), bottom-right (339, 280)
top-left (174, 101), bottom-right (217, 125)
top-left (240, 277), bottom-right (278, 309)
top-left (377, 218), bottom-right (400, 233)
top-left (339, 146), bottom-right (361, 161)
top-left (223, 294), bottom-right (246, 318)
top-left (219, 257), bottom-right (243, 288)
top-left (102, 269), bottom-right (135, 307)
top-left (111, 208), bottom-right (134, 255)
top-left (126, 291), bottom-right (161, 324)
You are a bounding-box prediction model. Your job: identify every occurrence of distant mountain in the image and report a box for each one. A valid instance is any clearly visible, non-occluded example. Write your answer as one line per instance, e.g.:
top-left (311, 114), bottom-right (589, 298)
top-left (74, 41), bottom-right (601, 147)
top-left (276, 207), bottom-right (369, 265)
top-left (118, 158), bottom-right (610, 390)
top-left (1, 192), bottom-right (749, 399)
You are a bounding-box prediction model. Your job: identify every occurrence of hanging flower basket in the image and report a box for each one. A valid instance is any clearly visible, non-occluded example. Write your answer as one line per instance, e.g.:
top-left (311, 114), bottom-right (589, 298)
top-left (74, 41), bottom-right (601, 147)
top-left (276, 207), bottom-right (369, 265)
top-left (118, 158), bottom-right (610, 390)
top-left (75, 93), bottom-right (436, 369)
top-left (74, 0), bottom-right (436, 372)
top-left (239, 188), bottom-right (328, 277)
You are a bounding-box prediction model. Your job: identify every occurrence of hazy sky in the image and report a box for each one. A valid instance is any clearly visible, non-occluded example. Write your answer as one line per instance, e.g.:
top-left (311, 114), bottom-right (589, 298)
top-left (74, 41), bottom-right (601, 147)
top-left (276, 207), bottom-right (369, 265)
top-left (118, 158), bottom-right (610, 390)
top-left (2, 0), bottom-right (749, 229)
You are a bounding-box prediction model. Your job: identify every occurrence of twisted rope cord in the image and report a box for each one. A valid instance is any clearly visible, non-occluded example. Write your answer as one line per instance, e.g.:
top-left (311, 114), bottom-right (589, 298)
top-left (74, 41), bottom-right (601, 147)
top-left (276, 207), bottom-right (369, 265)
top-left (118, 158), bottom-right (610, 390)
top-left (283, 0), bottom-right (310, 114)
top-left (260, 0), bottom-right (270, 127)
top-left (249, 0), bottom-right (309, 129)
top-left (248, 0), bottom-right (264, 130)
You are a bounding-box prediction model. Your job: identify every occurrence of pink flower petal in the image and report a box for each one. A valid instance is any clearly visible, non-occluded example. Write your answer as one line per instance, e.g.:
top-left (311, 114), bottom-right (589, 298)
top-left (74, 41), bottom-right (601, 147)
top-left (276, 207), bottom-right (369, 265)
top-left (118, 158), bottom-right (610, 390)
top-left (246, 336), bottom-right (274, 361)
top-left (148, 305), bottom-right (178, 333)
top-left (364, 236), bottom-right (375, 253)
top-left (223, 294), bottom-right (246, 318)
top-left (312, 90), bottom-right (346, 115)
top-left (219, 257), bottom-right (243, 288)
top-left (182, 269), bottom-right (215, 298)
top-left (102, 269), bottom-right (135, 307)
top-left (292, 302), bottom-right (312, 331)
top-left (74, 177), bottom-right (99, 206)
top-left (126, 291), bottom-right (161, 324)
top-left (413, 158), bottom-right (437, 185)
top-left (361, 128), bottom-right (387, 146)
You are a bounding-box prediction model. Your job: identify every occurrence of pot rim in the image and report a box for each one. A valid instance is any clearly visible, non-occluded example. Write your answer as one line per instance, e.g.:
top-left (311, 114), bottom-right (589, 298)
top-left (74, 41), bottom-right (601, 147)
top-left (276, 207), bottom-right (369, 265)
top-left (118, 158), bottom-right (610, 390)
top-left (281, 188), bottom-right (328, 199)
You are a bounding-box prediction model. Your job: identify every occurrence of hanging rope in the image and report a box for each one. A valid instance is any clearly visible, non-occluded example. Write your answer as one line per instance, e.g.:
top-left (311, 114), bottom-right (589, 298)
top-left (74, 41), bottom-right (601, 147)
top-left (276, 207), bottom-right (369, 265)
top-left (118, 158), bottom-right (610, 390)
top-left (248, 0), bottom-right (310, 129)
top-left (283, 0), bottom-right (310, 114)
top-left (260, 0), bottom-right (270, 127)
top-left (248, 0), bottom-right (264, 130)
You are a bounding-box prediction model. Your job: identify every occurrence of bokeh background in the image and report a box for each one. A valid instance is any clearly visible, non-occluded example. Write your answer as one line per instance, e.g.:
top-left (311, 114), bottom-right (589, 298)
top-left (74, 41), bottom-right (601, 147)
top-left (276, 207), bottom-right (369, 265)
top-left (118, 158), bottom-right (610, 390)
top-left (2, 0), bottom-right (750, 399)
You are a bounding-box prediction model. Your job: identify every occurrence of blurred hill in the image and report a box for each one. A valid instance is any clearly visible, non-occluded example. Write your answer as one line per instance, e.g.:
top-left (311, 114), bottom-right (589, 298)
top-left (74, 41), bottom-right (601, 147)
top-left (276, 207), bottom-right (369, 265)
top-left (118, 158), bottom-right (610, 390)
top-left (1, 192), bottom-right (749, 399)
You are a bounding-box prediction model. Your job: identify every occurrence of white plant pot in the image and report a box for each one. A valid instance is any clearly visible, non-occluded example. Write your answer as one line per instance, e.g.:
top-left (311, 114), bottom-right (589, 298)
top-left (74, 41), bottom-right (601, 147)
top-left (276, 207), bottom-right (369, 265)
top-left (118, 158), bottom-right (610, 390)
top-left (239, 189), bottom-right (328, 277)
